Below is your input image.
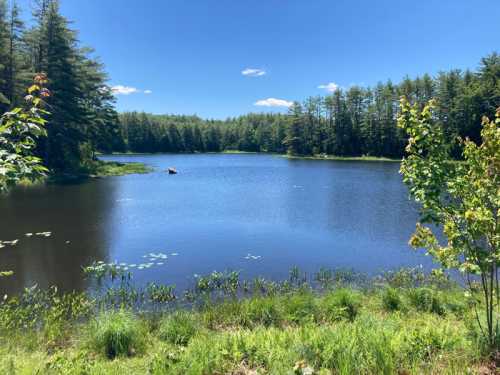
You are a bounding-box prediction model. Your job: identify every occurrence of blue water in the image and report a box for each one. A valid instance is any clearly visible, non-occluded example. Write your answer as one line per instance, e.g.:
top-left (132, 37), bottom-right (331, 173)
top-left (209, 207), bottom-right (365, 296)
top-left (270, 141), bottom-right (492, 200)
top-left (0, 154), bottom-right (432, 295)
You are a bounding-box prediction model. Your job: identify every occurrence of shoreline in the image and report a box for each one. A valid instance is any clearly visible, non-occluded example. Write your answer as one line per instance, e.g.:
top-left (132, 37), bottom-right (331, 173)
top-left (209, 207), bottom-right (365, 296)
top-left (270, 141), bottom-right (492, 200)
top-left (0, 268), bottom-right (489, 373)
top-left (15, 161), bottom-right (153, 187)
top-left (100, 151), bottom-right (402, 162)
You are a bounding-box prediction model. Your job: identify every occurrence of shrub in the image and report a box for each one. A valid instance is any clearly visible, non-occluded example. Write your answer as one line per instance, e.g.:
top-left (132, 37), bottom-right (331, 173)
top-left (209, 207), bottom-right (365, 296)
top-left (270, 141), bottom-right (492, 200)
top-left (201, 300), bottom-right (244, 329)
top-left (158, 311), bottom-right (199, 346)
top-left (282, 292), bottom-right (317, 324)
top-left (88, 310), bottom-right (146, 359)
top-left (382, 287), bottom-right (403, 312)
top-left (243, 297), bottom-right (283, 327)
top-left (321, 289), bottom-right (361, 322)
top-left (407, 288), bottom-right (445, 315)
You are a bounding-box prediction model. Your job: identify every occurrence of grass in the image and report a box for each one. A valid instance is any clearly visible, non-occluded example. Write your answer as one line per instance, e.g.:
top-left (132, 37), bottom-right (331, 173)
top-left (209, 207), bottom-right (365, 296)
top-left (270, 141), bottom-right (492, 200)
top-left (382, 287), bottom-right (403, 312)
top-left (87, 310), bottom-right (147, 359)
top-left (283, 154), bottom-right (401, 162)
top-left (44, 160), bottom-right (152, 184)
top-left (220, 150), bottom-right (261, 154)
top-left (158, 311), bottom-right (199, 346)
top-left (0, 269), bottom-right (496, 374)
top-left (87, 160), bottom-right (153, 177)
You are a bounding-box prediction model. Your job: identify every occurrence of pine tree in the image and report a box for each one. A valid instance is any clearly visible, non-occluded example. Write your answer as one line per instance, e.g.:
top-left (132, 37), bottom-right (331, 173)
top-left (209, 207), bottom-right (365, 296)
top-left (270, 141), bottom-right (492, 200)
top-left (0, 0), bottom-right (10, 110)
top-left (5, 1), bottom-right (24, 107)
top-left (284, 102), bottom-right (304, 155)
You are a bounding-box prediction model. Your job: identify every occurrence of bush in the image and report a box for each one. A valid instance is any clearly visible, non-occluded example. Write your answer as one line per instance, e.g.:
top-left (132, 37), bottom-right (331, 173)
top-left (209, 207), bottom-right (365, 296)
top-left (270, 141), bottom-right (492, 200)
top-left (158, 311), bottom-right (199, 346)
top-left (201, 300), bottom-right (244, 329)
top-left (88, 310), bottom-right (146, 359)
top-left (407, 288), bottom-right (445, 315)
top-left (382, 287), bottom-right (403, 312)
top-left (282, 293), bottom-right (317, 324)
top-left (243, 297), bottom-right (283, 327)
top-left (321, 289), bottom-right (361, 322)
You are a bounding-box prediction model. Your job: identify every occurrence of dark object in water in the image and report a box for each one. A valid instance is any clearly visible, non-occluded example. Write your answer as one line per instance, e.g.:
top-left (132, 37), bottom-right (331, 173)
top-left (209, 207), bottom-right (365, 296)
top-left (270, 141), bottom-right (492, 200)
top-left (168, 167), bottom-right (177, 174)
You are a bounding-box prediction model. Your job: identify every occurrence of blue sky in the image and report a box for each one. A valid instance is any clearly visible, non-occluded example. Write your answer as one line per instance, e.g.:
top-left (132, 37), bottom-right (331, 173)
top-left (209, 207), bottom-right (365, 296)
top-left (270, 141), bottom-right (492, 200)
top-left (19, 0), bottom-right (500, 118)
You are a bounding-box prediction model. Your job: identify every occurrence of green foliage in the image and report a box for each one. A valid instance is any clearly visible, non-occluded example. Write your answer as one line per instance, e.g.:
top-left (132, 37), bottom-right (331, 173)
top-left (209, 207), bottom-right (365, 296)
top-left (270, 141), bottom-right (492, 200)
top-left (146, 283), bottom-right (176, 304)
top-left (85, 160), bottom-right (152, 177)
top-left (0, 285), bottom-right (91, 331)
top-left (407, 288), bottom-right (445, 316)
top-left (87, 310), bottom-right (146, 359)
top-left (382, 287), bottom-right (403, 312)
top-left (379, 266), bottom-right (453, 289)
top-left (243, 296), bottom-right (283, 327)
top-left (320, 289), bottom-right (361, 322)
top-left (0, 0), bottom-right (122, 174)
top-left (399, 97), bottom-right (499, 347)
top-left (0, 74), bottom-right (49, 191)
top-left (149, 316), bottom-right (475, 375)
top-left (282, 292), bottom-right (316, 324)
top-left (158, 311), bottom-right (198, 346)
top-left (0, 271), bottom-right (487, 374)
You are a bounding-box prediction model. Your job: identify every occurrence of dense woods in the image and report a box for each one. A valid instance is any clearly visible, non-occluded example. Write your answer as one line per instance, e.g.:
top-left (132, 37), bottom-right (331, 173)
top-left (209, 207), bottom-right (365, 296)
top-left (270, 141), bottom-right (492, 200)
top-left (0, 0), bottom-right (498, 173)
top-left (0, 0), bottom-right (119, 173)
top-left (116, 55), bottom-right (499, 158)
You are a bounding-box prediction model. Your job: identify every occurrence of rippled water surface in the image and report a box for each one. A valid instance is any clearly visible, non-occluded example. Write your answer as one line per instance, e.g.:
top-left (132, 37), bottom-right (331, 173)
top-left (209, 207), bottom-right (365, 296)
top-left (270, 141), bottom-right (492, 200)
top-left (0, 154), bottom-right (432, 295)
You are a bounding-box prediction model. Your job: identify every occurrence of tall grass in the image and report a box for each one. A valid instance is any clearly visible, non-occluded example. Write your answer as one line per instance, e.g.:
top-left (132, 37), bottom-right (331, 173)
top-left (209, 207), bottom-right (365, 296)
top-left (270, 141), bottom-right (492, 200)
top-left (87, 310), bottom-right (146, 358)
top-left (158, 311), bottom-right (198, 346)
top-left (0, 268), bottom-right (490, 373)
top-left (150, 315), bottom-right (477, 375)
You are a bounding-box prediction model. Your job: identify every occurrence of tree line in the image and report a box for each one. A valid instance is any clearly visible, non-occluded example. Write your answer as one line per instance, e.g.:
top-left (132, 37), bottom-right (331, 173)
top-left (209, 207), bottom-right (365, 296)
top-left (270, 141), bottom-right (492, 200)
top-left (116, 54), bottom-right (499, 158)
top-left (0, 0), bottom-right (498, 170)
top-left (0, 0), bottom-right (120, 172)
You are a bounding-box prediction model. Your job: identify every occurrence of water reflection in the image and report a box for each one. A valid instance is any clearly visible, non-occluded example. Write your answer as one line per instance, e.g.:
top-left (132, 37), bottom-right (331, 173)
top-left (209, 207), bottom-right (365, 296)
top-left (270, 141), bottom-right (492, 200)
top-left (0, 179), bottom-right (116, 295)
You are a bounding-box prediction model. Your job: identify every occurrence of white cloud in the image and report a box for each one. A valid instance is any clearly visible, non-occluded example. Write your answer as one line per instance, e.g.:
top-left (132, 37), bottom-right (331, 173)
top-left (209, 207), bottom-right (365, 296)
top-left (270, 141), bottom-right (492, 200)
top-left (111, 85), bottom-right (139, 95)
top-left (242, 68), bottom-right (266, 77)
top-left (318, 82), bottom-right (339, 93)
top-left (254, 98), bottom-right (293, 108)
top-left (111, 85), bottom-right (152, 95)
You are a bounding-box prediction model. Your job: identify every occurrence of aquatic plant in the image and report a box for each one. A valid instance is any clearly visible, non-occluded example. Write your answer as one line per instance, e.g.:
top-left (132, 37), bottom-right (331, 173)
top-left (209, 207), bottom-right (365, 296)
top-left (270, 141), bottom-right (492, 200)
top-left (147, 283), bottom-right (176, 304)
top-left (83, 261), bottom-right (132, 286)
top-left (314, 267), bottom-right (334, 289)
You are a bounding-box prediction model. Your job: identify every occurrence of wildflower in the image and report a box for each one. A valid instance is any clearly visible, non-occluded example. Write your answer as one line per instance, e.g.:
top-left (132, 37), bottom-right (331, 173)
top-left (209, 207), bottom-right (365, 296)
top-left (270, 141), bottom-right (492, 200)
top-left (24, 95), bottom-right (34, 102)
top-left (34, 73), bottom-right (48, 84)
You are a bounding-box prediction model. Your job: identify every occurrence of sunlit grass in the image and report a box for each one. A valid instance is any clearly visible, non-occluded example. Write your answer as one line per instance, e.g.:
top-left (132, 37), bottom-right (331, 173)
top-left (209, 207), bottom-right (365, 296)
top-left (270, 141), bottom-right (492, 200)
top-left (284, 154), bottom-right (401, 162)
top-left (89, 160), bottom-right (153, 176)
top-left (0, 268), bottom-right (493, 374)
top-left (87, 310), bottom-right (147, 359)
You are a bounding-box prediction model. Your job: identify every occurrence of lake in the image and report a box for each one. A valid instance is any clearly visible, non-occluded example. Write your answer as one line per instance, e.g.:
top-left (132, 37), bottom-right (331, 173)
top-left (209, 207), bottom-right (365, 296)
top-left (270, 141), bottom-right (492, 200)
top-left (0, 154), bottom-right (432, 295)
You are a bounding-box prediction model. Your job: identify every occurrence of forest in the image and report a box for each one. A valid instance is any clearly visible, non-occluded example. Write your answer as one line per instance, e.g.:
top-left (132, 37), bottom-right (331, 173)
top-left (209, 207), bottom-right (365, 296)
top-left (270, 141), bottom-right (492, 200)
top-left (0, 0), bottom-right (498, 173)
top-left (115, 56), bottom-right (499, 158)
top-left (0, 0), bottom-right (119, 173)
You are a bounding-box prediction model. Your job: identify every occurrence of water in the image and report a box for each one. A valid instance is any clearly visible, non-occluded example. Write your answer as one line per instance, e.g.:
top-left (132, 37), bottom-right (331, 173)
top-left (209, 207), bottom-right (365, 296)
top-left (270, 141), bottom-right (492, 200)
top-left (0, 154), bottom-right (432, 295)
